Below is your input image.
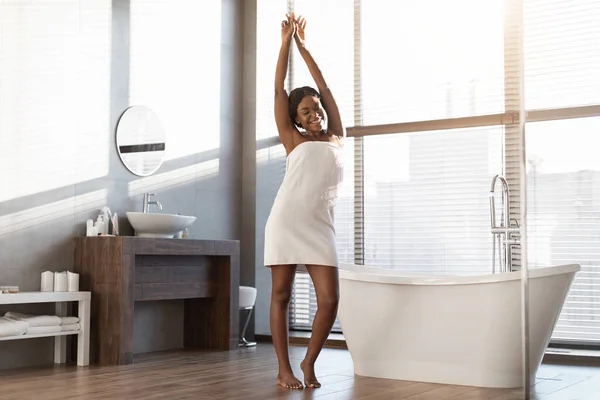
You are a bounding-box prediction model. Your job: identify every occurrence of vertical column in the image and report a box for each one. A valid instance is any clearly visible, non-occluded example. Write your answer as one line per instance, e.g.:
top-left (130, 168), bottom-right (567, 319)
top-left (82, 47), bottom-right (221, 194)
top-left (240, 0), bottom-right (257, 339)
top-left (505, 0), bottom-right (531, 397)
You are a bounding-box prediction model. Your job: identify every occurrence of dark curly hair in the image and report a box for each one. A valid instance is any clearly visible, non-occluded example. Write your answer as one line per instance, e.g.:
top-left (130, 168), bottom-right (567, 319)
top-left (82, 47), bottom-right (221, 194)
top-left (288, 86), bottom-right (321, 128)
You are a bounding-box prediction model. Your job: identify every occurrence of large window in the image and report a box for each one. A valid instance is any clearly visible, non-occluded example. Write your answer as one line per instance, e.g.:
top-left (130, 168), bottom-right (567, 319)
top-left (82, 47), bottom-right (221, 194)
top-left (523, 0), bottom-right (600, 344)
top-left (257, 0), bottom-right (600, 344)
top-left (361, 0), bottom-right (506, 125)
top-left (523, 0), bottom-right (600, 110)
top-left (363, 127), bottom-right (503, 273)
top-left (527, 118), bottom-right (600, 343)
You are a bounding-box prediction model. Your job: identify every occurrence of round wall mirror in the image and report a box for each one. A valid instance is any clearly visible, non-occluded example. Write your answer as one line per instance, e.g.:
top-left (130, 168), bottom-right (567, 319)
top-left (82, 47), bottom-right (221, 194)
top-left (116, 105), bottom-right (166, 176)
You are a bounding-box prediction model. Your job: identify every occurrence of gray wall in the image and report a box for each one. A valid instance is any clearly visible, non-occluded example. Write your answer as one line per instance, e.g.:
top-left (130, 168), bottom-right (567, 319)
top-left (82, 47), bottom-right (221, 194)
top-left (254, 142), bottom-right (287, 335)
top-left (240, 0), bottom-right (258, 328)
top-left (0, 0), bottom-right (244, 369)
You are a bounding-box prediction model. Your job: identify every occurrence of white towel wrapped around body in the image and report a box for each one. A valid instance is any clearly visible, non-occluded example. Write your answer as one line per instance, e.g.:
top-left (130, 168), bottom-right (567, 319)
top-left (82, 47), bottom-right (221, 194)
top-left (264, 141), bottom-right (345, 269)
top-left (0, 317), bottom-right (29, 337)
top-left (4, 312), bottom-right (61, 327)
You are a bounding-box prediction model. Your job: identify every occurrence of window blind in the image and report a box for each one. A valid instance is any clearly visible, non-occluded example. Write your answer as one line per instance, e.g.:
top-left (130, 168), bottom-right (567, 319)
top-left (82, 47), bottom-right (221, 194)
top-left (360, 0), bottom-right (506, 126)
top-left (363, 127), bottom-right (503, 273)
top-left (256, 0), bottom-right (600, 345)
top-left (129, 0), bottom-right (221, 158)
top-left (256, 0), bottom-right (288, 140)
top-left (0, 0), bottom-right (111, 201)
top-left (277, 0), bottom-right (356, 331)
top-left (290, 0), bottom-right (355, 128)
top-left (525, 118), bottom-right (600, 343)
top-left (287, 0), bottom-right (509, 331)
top-left (522, 0), bottom-right (600, 344)
top-left (523, 0), bottom-right (600, 110)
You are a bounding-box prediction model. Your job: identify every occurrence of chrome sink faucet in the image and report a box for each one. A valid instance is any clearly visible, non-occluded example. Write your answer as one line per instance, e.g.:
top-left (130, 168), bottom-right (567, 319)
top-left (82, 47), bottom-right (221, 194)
top-left (143, 193), bottom-right (163, 213)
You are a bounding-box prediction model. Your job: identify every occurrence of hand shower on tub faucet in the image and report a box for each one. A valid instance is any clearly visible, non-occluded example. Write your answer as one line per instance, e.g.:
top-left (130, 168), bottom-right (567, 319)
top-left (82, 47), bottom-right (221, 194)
top-left (489, 175), bottom-right (508, 230)
top-left (489, 175), bottom-right (520, 273)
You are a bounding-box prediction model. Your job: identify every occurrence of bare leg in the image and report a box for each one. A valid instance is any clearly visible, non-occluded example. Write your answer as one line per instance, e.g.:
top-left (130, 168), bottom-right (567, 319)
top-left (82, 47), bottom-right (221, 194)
top-left (301, 265), bottom-right (339, 388)
top-left (270, 265), bottom-right (303, 389)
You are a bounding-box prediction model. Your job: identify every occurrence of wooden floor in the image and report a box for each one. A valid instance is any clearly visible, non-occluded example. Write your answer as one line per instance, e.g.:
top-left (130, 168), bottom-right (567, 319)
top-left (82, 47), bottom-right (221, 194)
top-left (0, 344), bottom-right (599, 399)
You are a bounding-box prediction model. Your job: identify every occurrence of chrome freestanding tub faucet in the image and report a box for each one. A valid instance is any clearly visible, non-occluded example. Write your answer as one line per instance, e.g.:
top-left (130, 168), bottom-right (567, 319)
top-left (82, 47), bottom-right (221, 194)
top-left (489, 175), bottom-right (520, 273)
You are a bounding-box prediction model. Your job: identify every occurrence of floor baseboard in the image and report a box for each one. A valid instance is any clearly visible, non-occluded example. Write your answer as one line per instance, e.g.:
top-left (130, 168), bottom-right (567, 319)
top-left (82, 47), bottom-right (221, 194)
top-left (255, 333), bottom-right (600, 366)
top-left (255, 332), bottom-right (347, 349)
top-left (544, 347), bottom-right (600, 366)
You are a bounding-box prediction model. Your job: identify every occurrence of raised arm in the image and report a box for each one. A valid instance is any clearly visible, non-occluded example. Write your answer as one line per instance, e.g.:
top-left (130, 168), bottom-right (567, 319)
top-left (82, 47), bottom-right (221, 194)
top-left (293, 15), bottom-right (346, 138)
top-left (274, 15), bottom-right (297, 154)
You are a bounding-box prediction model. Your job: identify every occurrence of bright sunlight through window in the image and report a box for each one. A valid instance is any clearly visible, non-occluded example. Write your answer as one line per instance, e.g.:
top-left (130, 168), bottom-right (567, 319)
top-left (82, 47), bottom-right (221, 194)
top-left (129, 0), bottom-right (221, 161)
top-left (0, 0), bottom-right (111, 202)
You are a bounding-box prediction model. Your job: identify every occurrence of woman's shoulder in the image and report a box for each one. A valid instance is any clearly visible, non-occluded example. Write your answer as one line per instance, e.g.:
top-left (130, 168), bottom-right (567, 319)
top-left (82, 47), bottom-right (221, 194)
top-left (328, 134), bottom-right (344, 149)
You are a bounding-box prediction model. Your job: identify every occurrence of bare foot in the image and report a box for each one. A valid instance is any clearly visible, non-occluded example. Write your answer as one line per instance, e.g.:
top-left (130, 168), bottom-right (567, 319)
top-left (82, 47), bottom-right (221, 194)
top-left (276, 371), bottom-right (303, 389)
top-left (300, 360), bottom-right (321, 388)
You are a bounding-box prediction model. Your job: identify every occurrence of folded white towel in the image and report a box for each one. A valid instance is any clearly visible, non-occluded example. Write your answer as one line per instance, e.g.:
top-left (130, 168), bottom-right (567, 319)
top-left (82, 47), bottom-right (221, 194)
top-left (61, 316), bottom-right (80, 325)
top-left (5, 312), bottom-right (61, 327)
top-left (61, 323), bottom-right (80, 331)
top-left (26, 326), bottom-right (62, 334)
top-left (0, 317), bottom-right (29, 337)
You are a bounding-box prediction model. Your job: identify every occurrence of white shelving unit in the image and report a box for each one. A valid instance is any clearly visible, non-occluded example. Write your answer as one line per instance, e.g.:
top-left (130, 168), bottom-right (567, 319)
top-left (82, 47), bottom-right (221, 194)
top-left (0, 291), bottom-right (90, 366)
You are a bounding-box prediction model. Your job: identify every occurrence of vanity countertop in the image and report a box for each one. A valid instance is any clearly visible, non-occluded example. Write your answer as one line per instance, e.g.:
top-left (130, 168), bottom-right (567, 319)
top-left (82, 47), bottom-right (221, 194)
top-left (83, 236), bottom-right (240, 256)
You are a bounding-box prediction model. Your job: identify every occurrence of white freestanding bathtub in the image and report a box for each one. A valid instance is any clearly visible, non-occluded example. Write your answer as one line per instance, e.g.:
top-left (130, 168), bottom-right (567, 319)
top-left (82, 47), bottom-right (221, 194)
top-left (337, 262), bottom-right (580, 388)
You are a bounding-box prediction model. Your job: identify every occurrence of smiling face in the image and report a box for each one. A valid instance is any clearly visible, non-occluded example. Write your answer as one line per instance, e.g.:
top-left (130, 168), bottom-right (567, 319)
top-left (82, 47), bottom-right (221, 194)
top-left (288, 86), bottom-right (328, 136)
top-left (295, 95), bottom-right (327, 135)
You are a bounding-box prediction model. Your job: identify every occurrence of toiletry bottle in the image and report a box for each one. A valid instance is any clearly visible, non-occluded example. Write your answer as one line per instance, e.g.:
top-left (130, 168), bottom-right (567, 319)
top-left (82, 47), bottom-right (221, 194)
top-left (182, 228), bottom-right (189, 239)
top-left (95, 216), bottom-right (104, 235)
top-left (100, 207), bottom-right (112, 234)
top-left (111, 212), bottom-right (119, 235)
top-left (86, 219), bottom-right (94, 236)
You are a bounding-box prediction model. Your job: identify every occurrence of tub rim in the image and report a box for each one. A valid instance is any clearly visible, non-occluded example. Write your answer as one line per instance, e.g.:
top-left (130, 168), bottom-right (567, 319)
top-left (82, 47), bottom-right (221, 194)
top-left (338, 263), bottom-right (581, 286)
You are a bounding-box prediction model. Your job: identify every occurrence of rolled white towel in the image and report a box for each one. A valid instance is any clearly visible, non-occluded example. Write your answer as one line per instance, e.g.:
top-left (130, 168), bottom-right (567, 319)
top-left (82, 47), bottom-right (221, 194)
top-left (61, 316), bottom-right (80, 325)
top-left (61, 323), bottom-right (81, 331)
top-left (5, 312), bottom-right (61, 327)
top-left (26, 326), bottom-right (62, 335)
top-left (0, 317), bottom-right (28, 338)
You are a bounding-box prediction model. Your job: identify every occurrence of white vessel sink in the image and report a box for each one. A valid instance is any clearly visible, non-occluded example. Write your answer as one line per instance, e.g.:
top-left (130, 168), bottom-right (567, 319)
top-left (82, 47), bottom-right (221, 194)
top-left (126, 212), bottom-right (196, 238)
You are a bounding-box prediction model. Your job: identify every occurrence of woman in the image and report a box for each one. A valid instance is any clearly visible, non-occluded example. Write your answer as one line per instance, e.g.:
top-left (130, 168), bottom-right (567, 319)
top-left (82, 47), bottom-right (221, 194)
top-left (263, 12), bottom-right (346, 390)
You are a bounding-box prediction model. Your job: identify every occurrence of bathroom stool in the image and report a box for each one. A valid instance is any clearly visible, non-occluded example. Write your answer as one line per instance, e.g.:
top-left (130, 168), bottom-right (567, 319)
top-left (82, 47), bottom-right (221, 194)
top-left (239, 286), bottom-right (257, 347)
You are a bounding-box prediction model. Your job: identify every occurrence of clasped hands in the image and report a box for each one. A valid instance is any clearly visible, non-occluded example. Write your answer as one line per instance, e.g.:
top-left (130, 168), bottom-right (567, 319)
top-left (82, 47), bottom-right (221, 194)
top-left (281, 12), bottom-right (307, 46)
